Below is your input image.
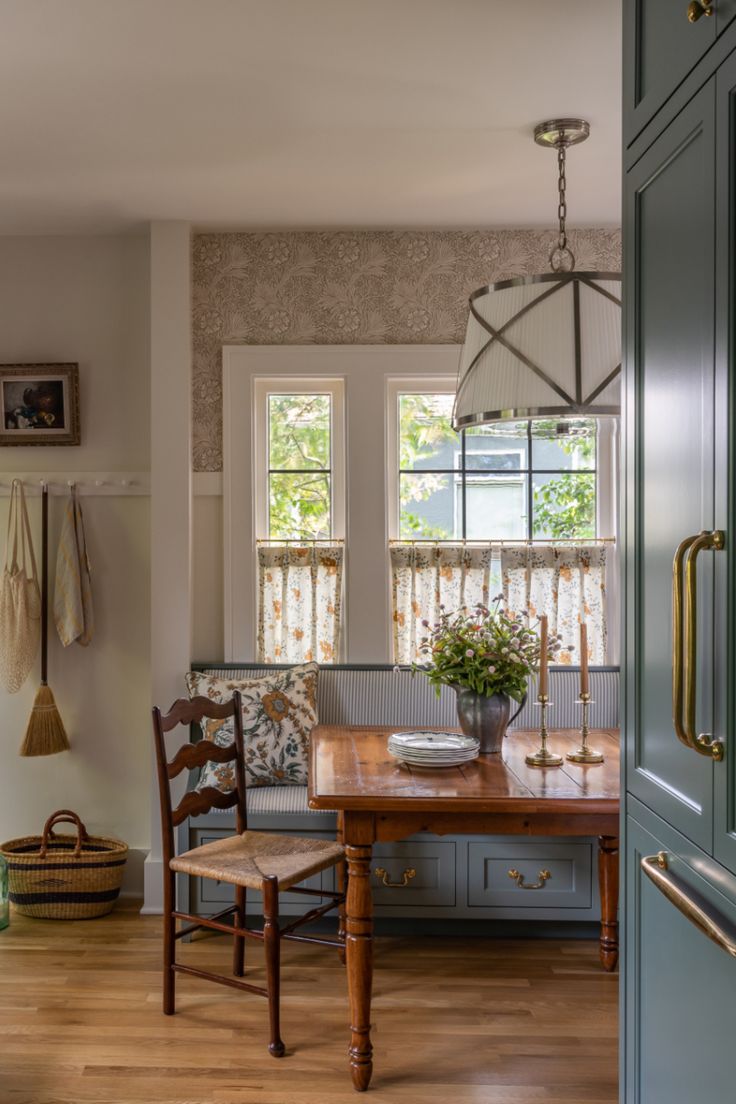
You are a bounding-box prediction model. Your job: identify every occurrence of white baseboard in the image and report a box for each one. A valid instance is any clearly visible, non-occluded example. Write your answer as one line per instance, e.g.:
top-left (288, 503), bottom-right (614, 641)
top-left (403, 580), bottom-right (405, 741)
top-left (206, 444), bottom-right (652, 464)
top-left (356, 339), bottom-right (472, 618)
top-left (118, 847), bottom-right (146, 898)
top-left (140, 852), bottom-right (164, 914)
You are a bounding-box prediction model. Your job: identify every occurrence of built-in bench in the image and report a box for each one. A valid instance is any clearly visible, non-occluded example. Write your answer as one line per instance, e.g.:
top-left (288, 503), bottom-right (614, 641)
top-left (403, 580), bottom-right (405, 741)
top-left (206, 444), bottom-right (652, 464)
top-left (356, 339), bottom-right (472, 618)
top-left (179, 664), bottom-right (619, 924)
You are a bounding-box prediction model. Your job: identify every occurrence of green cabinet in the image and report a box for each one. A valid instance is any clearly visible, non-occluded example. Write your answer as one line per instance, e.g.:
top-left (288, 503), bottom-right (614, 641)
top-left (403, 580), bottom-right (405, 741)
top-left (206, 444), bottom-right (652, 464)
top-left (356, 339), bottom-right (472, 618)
top-left (624, 79), bottom-right (718, 852)
top-left (624, 804), bottom-right (736, 1104)
top-left (714, 49), bottom-right (736, 874)
top-left (719, 0), bottom-right (736, 35)
top-left (623, 14), bottom-right (736, 1104)
top-left (624, 0), bottom-right (716, 141)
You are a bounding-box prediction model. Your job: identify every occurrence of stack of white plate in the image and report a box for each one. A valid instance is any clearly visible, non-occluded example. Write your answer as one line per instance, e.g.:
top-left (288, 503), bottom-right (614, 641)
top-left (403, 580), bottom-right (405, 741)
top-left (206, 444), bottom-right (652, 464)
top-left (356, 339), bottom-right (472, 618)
top-left (388, 730), bottom-right (480, 768)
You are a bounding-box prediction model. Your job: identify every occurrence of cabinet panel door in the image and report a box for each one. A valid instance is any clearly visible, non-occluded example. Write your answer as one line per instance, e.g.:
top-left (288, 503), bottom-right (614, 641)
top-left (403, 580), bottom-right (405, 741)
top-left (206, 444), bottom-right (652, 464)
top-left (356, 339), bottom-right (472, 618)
top-left (624, 813), bottom-right (736, 1104)
top-left (717, 0), bottom-right (736, 34)
top-left (624, 82), bottom-right (716, 849)
top-left (714, 50), bottom-right (736, 875)
top-left (624, 0), bottom-right (716, 143)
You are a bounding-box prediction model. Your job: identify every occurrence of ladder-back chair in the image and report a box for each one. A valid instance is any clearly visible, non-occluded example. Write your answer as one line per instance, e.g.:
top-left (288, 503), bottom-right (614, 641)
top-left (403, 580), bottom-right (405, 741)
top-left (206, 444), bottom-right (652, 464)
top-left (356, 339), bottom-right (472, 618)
top-left (152, 691), bottom-right (346, 1057)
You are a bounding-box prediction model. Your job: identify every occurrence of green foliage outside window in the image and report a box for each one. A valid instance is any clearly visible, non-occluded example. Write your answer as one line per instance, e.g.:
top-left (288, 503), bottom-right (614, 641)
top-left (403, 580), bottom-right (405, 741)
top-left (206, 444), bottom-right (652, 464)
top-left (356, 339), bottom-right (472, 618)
top-left (533, 472), bottom-right (596, 538)
top-left (266, 393), bottom-right (598, 542)
top-left (531, 422), bottom-right (596, 539)
top-left (399, 394), bottom-right (458, 538)
top-left (268, 394), bottom-right (332, 539)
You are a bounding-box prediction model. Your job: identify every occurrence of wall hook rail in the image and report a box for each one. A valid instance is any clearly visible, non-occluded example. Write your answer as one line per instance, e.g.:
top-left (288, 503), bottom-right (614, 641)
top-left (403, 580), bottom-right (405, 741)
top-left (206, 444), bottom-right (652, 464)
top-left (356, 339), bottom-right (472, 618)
top-left (0, 472), bottom-right (150, 496)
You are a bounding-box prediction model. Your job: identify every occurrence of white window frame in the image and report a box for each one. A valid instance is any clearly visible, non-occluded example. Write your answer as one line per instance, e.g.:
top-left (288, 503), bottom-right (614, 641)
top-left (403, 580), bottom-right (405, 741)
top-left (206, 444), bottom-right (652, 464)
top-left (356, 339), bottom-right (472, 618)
top-left (252, 377), bottom-right (346, 542)
top-left (223, 346), bottom-right (618, 664)
top-left (224, 346), bottom-right (459, 661)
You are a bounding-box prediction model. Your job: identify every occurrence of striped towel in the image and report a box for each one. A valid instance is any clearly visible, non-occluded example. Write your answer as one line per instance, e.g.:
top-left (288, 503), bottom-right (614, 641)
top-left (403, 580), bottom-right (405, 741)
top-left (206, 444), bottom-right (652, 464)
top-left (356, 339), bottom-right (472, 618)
top-left (54, 486), bottom-right (94, 647)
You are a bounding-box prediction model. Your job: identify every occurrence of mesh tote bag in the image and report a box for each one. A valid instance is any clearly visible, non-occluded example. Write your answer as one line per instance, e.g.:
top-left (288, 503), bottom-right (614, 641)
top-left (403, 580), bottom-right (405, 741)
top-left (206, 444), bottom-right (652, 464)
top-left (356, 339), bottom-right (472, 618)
top-left (0, 480), bottom-right (41, 693)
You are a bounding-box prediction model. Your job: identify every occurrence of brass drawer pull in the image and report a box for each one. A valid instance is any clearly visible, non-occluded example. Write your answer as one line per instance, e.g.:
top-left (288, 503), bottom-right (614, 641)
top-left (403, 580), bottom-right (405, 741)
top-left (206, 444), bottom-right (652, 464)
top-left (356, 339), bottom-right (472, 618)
top-left (687, 0), bottom-right (713, 21)
top-left (374, 866), bottom-right (416, 888)
top-left (507, 868), bottom-right (551, 890)
top-left (641, 853), bottom-right (736, 958)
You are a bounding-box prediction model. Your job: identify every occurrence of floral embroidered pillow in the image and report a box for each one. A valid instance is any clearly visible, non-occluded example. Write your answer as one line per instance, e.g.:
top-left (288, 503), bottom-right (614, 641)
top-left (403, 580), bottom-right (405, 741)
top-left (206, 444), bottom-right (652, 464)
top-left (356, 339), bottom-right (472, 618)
top-left (185, 664), bottom-right (319, 790)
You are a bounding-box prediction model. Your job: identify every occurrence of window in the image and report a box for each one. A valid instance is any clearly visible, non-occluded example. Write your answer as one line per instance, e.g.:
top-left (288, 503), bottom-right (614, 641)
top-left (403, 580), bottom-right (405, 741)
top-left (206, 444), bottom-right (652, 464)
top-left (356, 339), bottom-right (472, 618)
top-left (223, 347), bottom-right (617, 666)
top-left (252, 378), bottom-right (345, 664)
top-left (387, 380), bottom-right (615, 665)
top-left (267, 392), bottom-right (332, 539)
top-left (253, 378), bottom-right (345, 542)
top-left (395, 390), bottom-right (598, 541)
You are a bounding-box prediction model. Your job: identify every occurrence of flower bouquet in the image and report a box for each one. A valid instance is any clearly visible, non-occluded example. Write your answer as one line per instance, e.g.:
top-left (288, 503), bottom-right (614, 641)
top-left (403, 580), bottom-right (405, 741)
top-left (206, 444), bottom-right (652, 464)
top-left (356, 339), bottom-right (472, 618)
top-left (415, 598), bottom-right (560, 753)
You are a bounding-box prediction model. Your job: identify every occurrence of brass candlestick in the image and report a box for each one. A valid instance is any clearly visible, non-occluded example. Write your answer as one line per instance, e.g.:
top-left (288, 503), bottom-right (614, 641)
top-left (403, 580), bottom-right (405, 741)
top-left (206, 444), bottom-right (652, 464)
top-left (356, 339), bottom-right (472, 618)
top-left (525, 694), bottom-right (563, 767)
top-left (566, 692), bottom-right (605, 764)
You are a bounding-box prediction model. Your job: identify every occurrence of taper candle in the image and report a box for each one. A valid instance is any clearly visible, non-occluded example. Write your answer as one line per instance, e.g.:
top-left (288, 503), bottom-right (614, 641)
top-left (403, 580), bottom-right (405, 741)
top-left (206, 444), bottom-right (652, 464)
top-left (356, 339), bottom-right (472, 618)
top-left (539, 615), bottom-right (549, 698)
top-left (580, 622), bottom-right (589, 696)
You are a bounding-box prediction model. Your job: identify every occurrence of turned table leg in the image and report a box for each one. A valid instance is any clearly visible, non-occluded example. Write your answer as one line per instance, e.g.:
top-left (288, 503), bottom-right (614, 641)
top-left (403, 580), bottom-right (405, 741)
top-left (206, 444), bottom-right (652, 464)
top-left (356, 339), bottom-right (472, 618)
top-left (336, 812), bottom-right (347, 965)
top-left (345, 840), bottom-right (373, 1091)
top-left (598, 835), bottom-right (619, 972)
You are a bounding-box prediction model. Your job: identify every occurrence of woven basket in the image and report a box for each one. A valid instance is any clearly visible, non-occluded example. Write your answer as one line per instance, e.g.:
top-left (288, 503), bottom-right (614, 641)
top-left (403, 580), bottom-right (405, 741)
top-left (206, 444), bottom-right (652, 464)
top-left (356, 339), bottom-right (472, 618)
top-left (0, 809), bottom-right (128, 919)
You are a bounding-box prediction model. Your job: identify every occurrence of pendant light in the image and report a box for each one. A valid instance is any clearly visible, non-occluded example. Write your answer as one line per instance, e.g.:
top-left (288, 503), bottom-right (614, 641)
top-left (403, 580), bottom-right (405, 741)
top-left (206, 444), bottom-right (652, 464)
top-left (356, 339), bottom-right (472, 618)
top-left (452, 119), bottom-right (621, 435)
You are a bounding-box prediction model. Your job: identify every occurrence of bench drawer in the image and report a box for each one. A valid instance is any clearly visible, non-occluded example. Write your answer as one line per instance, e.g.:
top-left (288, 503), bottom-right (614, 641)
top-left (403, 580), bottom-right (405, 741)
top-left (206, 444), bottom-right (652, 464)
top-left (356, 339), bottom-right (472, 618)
top-left (371, 840), bottom-right (455, 907)
top-left (467, 841), bottom-right (592, 909)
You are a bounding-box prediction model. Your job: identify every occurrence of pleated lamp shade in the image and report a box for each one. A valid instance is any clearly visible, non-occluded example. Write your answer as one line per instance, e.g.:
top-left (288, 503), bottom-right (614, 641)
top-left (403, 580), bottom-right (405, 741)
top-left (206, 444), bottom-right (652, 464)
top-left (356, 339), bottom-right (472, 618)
top-left (452, 271), bottom-right (622, 431)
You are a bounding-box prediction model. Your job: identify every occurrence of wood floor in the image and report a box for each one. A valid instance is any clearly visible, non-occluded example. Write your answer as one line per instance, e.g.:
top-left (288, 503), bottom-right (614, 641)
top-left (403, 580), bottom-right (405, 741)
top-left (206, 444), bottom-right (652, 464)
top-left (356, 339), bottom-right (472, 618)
top-left (1, 901), bottom-right (618, 1104)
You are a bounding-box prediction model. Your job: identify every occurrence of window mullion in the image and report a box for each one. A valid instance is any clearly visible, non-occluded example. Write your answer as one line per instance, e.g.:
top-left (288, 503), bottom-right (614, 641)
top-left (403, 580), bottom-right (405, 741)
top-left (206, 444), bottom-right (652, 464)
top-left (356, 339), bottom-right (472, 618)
top-left (526, 419), bottom-right (533, 540)
top-left (461, 431), bottom-right (467, 540)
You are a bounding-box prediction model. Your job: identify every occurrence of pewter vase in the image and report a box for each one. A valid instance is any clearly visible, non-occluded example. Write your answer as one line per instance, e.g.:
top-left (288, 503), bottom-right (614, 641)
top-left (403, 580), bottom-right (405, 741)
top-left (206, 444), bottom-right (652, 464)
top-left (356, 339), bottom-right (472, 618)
top-left (454, 688), bottom-right (526, 754)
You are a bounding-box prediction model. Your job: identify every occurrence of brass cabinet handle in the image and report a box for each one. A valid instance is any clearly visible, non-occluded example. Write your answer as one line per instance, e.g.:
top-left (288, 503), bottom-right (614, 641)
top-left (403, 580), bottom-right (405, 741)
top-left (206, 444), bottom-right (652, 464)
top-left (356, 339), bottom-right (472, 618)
top-left (374, 866), bottom-right (416, 888)
top-left (684, 531), bottom-right (725, 759)
top-left (507, 868), bottom-right (551, 890)
top-left (672, 533), bottom-right (698, 751)
top-left (641, 853), bottom-right (736, 958)
top-left (672, 530), bottom-right (725, 761)
top-left (687, 0), bottom-right (713, 21)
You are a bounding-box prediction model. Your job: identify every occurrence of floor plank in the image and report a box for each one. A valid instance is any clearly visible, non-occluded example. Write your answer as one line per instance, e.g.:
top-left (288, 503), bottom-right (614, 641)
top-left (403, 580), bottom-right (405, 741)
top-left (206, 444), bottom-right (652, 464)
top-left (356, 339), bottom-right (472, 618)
top-left (0, 902), bottom-right (617, 1103)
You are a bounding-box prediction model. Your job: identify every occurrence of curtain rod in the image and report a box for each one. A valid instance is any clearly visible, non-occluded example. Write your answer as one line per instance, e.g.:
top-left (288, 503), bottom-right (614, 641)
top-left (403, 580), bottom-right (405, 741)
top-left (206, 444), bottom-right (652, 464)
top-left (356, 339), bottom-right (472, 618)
top-left (256, 538), bottom-right (345, 544)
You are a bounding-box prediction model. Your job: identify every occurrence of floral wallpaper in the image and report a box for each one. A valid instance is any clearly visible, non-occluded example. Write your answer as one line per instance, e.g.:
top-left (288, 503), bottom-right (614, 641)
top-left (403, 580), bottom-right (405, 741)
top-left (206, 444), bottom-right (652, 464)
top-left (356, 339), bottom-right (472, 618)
top-left (192, 229), bottom-right (621, 471)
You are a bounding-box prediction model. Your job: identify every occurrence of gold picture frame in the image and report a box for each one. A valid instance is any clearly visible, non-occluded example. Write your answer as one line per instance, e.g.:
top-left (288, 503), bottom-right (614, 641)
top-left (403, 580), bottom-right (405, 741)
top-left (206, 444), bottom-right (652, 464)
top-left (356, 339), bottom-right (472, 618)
top-left (0, 363), bottom-right (80, 446)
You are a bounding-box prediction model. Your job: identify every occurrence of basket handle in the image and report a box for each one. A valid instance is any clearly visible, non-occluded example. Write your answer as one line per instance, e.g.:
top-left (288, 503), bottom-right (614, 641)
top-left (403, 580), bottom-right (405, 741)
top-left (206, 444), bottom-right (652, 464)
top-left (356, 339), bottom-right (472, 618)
top-left (40, 809), bottom-right (89, 858)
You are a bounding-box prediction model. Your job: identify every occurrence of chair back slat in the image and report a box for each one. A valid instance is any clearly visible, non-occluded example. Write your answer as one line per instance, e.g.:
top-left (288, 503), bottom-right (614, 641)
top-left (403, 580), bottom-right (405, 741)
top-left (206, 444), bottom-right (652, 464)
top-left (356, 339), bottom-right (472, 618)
top-left (152, 691), bottom-right (246, 866)
top-left (171, 786), bottom-right (240, 827)
top-left (167, 740), bottom-right (236, 780)
top-left (160, 694), bottom-right (236, 732)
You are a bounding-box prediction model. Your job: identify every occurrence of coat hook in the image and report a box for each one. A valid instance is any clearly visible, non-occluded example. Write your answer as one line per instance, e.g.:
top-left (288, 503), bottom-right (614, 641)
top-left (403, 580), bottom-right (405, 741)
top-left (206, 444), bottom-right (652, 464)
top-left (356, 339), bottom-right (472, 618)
top-left (95, 479), bottom-right (105, 487)
top-left (120, 479), bottom-right (129, 487)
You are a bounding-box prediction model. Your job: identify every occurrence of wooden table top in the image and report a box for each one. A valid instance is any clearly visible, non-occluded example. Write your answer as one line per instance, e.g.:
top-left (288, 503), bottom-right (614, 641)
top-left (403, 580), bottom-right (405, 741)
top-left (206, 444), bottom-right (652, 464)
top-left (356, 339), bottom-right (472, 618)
top-left (308, 726), bottom-right (620, 815)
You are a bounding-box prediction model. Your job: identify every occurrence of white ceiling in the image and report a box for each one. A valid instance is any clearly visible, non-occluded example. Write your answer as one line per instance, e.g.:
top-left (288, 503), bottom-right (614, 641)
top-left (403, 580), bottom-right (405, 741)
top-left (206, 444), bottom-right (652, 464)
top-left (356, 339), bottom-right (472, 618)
top-left (0, 0), bottom-right (622, 234)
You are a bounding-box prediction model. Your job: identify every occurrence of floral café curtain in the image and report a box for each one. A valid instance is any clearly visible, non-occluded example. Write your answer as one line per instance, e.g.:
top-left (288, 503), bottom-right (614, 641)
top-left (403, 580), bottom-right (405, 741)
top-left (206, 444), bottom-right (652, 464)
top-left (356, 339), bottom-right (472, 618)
top-left (258, 543), bottom-right (344, 664)
top-left (390, 543), bottom-right (496, 665)
top-left (501, 543), bottom-right (608, 665)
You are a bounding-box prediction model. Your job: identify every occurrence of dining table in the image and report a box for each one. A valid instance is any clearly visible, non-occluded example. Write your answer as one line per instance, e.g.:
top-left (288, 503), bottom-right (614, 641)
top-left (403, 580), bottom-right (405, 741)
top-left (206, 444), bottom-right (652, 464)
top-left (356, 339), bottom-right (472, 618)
top-left (308, 723), bottom-right (620, 1092)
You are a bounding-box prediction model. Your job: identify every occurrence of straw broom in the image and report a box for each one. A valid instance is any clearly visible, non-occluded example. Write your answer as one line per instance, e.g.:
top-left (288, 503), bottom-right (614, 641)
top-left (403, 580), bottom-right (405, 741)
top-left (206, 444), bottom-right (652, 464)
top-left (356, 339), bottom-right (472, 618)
top-left (20, 484), bottom-right (70, 756)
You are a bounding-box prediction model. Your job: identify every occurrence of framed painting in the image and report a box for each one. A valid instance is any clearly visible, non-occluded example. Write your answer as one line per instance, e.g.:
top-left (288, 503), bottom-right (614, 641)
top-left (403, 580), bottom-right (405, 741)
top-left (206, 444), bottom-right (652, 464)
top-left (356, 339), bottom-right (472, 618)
top-left (0, 363), bottom-right (80, 446)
